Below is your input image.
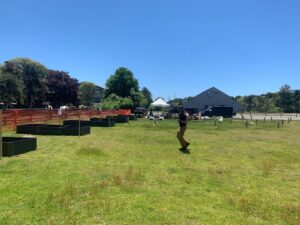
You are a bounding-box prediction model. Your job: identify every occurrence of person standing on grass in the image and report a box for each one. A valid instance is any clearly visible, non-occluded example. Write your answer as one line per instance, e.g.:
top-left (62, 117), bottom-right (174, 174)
top-left (177, 106), bottom-right (190, 150)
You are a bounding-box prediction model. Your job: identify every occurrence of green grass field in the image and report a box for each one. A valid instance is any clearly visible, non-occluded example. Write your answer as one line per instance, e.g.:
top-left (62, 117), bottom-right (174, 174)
top-left (0, 119), bottom-right (299, 225)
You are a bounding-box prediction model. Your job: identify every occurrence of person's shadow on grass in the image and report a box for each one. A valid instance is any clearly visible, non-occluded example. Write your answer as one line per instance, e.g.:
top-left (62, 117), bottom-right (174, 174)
top-left (179, 148), bottom-right (191, 154)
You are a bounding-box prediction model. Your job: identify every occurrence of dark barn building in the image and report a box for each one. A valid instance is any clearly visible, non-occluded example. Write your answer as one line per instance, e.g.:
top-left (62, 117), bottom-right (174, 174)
top-left (183, 87), bottom-right (244, 113)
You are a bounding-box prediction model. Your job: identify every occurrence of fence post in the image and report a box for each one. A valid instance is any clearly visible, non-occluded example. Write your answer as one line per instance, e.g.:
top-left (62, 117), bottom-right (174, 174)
top-left (49, 109), bottom-right (52, 120)
top-left (281, 120), bottom-right (284, 126)
top-left (30, 109), bottom-right (32, 123)
top-left (44, 110), bottom-right (47, 124)
top-left (78, 111), bottom-right (81, 137)
top-left (3, 114), bottom-right (6, 126)
top-left (246, 120), bottom-right (248, 128)
top-left (277, 122), bottom-right (280, 128)
top-left (13, 110), bottom-right (18, 131)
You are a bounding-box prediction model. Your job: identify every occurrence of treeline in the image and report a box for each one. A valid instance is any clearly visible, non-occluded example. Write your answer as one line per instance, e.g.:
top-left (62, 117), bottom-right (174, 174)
top-left (0, 58), bottom-right (153, 109)
top-left (235, 85), bottom-right (300, 113)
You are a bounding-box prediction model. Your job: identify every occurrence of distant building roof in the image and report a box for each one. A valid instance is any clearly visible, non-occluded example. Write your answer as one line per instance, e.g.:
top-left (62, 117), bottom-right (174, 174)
top-left (183, 87), bottom-right (244, 112)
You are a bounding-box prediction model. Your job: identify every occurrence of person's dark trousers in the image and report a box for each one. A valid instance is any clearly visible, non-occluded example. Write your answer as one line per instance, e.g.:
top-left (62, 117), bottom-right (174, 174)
top-left (177, 126), bottom-right (188, 148)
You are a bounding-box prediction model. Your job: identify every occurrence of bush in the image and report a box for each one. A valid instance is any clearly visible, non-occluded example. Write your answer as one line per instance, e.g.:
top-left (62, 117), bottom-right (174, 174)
top-left (98, 94), bottom-right (133, 110)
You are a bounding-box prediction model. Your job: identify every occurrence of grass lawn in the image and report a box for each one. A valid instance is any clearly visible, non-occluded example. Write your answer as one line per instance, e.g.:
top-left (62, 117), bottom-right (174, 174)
top-left (0, 119), bottom-right (299, 225)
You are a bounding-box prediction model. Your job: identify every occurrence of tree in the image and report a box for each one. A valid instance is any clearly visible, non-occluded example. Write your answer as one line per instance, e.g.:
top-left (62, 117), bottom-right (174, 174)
top-left (79, 82), bottom-right (97, 106)
top-left (140, 87), bottom-right (153, 107)
top-left (100, 94), bottom-right (121, 109)
top-left (278, 84), bottom-right (294, 112)
top-left (294, 90), bottom-right (300, 113)
top-left (104, 67), bottom-right (139, 99)
top-left (46, 70), bottom-right (79, 107)
top-left (93, 86), bottom-right (104, 103)
top-left (264, 92), bottom-right (280, 112)
top-left (130, 89), bottom-right (142, 108)
top-left (120, 97), bottom-right (134, 109)
top-left (168, 98), bottom-right (185, 108)
top-left (138, 92), bottom-right (149, 108)
top-left (0, 71), bottom-right (23, 105)
top-left (2, 58), bottom-right (48, 107)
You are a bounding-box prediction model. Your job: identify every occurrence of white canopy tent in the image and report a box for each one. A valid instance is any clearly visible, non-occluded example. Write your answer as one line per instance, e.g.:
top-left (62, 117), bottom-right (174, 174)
top-left (150, 98), bottom-right (170, 108)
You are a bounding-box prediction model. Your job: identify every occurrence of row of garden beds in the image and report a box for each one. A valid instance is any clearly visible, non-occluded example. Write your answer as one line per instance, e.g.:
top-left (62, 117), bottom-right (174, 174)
top-left (63, 114), bottom-right (137, 127)
top-left (2, 114), bottom-right (138, 157)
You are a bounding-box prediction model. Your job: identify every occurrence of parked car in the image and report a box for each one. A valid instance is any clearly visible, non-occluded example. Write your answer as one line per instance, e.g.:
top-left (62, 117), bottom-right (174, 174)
top-left (202, 106), bottom-right (234, 118)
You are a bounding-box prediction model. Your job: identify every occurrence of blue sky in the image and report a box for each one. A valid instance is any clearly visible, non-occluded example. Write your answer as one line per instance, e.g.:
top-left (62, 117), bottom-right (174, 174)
top-left (1, 0), bottom-right (300, 100)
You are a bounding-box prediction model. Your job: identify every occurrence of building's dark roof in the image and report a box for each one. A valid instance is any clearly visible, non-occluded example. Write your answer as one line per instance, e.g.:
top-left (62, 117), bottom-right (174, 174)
top-left (183, 87), bottom-right (244, 112)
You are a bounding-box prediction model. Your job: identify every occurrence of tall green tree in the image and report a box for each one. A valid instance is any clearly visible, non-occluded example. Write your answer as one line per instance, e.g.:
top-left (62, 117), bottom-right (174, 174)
top-left (0, 71), bottom-right (23, 105)
top-left (294, 90), bottom-right (300, 113)
top-left (2, 58), bottom-right (48, 107)
top-left (104, 67), bottom-right (139, 99)
top-left (140, 87), bottom-right (153, 107)
top-left (138, 92), bottom-right (148, 108)
top-left (79, 82), bottom-right (97, 106)
top-left (278, 84), bottom-right (294, 112)
top-left (130, 89), bottom-right (142, 108)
